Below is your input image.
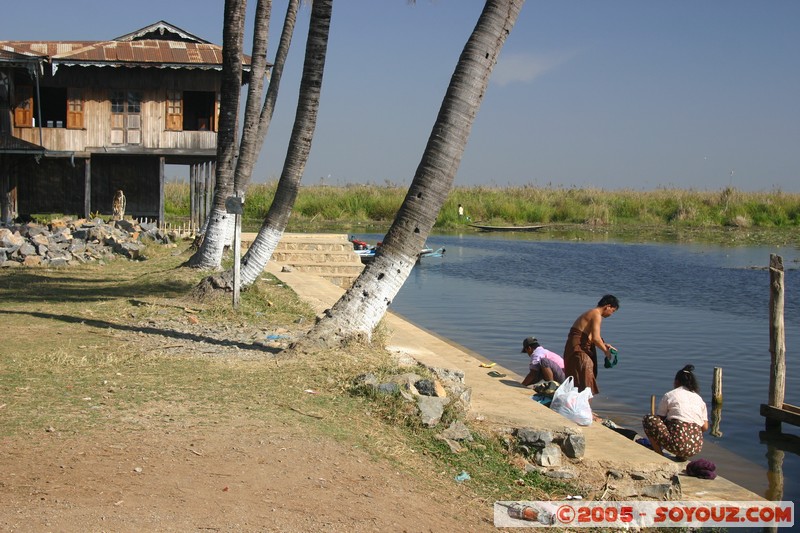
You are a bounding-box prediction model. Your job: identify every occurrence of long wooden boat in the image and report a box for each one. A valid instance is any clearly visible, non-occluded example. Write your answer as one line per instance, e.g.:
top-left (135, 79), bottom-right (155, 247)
top-left (468, 223), bottom-right (545, 232)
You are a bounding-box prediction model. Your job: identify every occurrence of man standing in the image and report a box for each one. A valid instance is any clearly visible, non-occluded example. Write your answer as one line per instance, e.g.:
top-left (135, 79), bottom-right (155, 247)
top-left (563, 295), bottom-right (619, 394)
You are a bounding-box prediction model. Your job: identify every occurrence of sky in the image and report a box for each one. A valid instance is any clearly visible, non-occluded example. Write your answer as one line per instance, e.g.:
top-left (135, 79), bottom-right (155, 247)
top-left (3, 1), bottom-right (799, 192)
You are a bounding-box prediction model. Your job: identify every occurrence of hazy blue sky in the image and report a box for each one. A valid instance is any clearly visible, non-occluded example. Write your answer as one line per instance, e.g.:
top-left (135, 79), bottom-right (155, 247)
top-left (3, 1), bottom-right (799, 191)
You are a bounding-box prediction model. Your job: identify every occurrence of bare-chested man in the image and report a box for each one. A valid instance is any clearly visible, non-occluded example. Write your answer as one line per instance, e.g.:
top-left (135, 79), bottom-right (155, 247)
top-left (563, 295), bottom-right (619, 394)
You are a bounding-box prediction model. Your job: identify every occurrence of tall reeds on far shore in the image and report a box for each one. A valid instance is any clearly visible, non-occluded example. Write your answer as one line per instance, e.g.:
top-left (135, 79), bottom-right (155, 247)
top-left (163, 181), bottom-right (800, 231)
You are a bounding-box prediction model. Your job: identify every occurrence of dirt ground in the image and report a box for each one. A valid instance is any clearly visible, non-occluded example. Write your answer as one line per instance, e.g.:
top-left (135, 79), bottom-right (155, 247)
top-left (0, 258), bottom-right (499, 532)
top-left (0, 414), bottom-right (496, 532)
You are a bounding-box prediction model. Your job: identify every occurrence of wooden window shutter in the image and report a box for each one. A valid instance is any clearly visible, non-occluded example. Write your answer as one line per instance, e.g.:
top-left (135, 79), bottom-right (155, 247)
top-left (213, 91), bottom-right (220, 132)
top-left (66, 88), bottom-right (84, 129)
top-left (14, 85), bottom-right (33, 127)
top-left (165, 90), bottom-right (183, 131)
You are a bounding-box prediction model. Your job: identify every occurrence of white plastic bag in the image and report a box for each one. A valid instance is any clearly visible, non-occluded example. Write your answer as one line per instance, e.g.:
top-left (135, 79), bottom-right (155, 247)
top-left (549, 376), bottom-right (593, 426)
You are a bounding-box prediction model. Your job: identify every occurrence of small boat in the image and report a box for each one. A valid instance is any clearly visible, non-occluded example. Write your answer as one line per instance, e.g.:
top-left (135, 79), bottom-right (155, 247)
top-left (468, 223), bottom-right (545, 232)
top-left (419, 247), bottom-right (446, 259)
top-left (350, 236), bottom-right (444, 265)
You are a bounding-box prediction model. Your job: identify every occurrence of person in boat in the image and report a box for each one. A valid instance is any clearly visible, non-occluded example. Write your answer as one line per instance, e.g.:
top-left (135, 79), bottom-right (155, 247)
top-left (642, 364), bottom-right (709, 461)
top-left (520, 337), bottom-right (565, 386)
top-left (562, 294), bottom-right (619, 394)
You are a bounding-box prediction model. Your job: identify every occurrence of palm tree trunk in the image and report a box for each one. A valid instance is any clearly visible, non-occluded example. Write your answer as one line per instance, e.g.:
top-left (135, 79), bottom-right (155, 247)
top-left (304, 0), bottom-right (524, 346)
top-left (237, 0), bottom-right (332, 287)
top-left (235, 0), bottom-right (299, 196)
top-left (187, 0), bottom-right (247, 269)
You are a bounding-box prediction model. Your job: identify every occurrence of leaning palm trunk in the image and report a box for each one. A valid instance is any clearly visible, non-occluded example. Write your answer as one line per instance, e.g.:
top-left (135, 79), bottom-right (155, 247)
top-left (234, 0), bottom-right (299, 196)
top-left (192, 0), bottom-right (300, 288)
top-left (187, 0), bottom-right (247, 269)
top-left (233, 0), bottom-right (332, 288)
top-left (304, 0), bottom-right (523, 346)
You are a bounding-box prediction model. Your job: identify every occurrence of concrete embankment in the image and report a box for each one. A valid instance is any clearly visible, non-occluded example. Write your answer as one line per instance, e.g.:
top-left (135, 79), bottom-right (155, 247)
top-left (261, 237), bottom-right (764, 502)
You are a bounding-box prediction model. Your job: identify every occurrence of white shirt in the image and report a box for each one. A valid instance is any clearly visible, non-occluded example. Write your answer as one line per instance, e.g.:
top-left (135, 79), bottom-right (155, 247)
top-left (656, 386), bottom-right (708, 426)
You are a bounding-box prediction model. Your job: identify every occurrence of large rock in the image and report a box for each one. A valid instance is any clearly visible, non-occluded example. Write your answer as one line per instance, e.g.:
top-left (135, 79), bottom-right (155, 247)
top-left (516, 428), bottom-right (553, 448)
top-left (416, 396), bottom-right (450, 427)
top-left (0, 228), bottom-right (24, 248)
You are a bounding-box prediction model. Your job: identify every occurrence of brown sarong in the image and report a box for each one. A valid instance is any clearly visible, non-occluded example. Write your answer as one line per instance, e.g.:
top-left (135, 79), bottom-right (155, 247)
top-left (563, 327), bottom-right (599, 394)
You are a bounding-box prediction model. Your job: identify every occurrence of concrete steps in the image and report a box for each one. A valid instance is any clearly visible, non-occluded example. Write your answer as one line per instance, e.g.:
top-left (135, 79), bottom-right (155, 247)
top-left (241, 232), bottom-right (363, 288)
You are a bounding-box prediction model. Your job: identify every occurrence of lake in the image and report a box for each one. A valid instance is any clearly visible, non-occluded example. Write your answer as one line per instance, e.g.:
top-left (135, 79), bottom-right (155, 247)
top-left (355, 231), bottom-right (800, 502)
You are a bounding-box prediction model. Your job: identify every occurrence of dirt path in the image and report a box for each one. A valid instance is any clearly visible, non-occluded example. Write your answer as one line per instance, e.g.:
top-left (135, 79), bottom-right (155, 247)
top-left (0, 251), bottom-right (498, 532)
top-left (1, 415), bottom-right (495, 532)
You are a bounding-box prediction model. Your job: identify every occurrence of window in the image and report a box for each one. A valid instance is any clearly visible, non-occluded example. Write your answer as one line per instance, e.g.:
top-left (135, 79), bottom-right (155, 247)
top-left (110, 90), bottom-right (142, 144)
top-left (166, 90), bottom-right (182, 131)
top-left (13, 85), bottom-right (33, 127)
top-left (36, 87), bottom-right (67, 128)
top-left (13, 86), bottom-right (82, 129)
top-left (67, 88), bottom-right (83, 129)
top-left (164, 90), bottom-right (216, 131)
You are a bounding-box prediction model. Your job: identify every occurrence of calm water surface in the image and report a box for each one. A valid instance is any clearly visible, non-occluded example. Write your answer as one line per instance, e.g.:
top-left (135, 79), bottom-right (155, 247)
top-left (356, 232), bottom-right (800, 502)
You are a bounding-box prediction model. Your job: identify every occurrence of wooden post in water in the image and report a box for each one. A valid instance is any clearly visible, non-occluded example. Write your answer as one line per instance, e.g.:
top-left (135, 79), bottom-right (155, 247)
top-left (767, 254), bottom-right (786, 431)
top-left (710, 367), bottom-right (724, 437)
top-left (712, 367), bottom-right (723, 406)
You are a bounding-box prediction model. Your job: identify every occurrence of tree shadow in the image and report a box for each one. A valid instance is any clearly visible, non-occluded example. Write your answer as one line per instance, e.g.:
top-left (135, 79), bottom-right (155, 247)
top-left (0, 270), bottom-right (197, 304)
top-left (0, 309), bottom-right (282, 355)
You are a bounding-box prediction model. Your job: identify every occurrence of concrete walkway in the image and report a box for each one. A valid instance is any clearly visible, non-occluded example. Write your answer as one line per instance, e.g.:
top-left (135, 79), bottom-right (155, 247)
top-left (264, 259), bottom-right (764, 501)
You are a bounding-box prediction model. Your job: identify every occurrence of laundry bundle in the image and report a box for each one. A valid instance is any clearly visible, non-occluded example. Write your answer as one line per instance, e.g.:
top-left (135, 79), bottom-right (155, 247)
top-left (686, 458), bottom-right (717, 479)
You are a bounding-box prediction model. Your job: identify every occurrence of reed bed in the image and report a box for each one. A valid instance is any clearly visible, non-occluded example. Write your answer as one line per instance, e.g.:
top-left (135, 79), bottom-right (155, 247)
top-left (164, 181), bottom-right (800, 230)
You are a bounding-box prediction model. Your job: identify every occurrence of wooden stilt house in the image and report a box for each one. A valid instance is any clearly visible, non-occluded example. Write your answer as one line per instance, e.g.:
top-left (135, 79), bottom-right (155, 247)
top-left (0, 21), bottom-right (252, 225)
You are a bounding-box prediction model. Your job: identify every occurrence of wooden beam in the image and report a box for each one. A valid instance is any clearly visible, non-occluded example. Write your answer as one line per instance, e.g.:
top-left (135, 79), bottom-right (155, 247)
top-left (84, 158), bottom-right (91, 218)
top-left (158, 156), bottom-right (165, 225)
top-left (190, 164), bottom-right (197, 230)
top-left (0, 156), bottom-right (9, 224)
top-left (760, 403), bottom-right (800, 427)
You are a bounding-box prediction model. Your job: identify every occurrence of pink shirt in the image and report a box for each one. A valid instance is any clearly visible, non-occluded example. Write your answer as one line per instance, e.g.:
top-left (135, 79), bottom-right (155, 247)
top-left (656, 386), bottom-right (708, 426)
top-left (529, 346), bottom-right (565, 371)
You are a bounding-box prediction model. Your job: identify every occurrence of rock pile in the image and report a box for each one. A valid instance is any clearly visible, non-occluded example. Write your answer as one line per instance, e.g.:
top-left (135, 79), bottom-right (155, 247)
top-left (0, 217), bottom-right (175, 267)
top-left (354, 365), bottom-right (471, 428)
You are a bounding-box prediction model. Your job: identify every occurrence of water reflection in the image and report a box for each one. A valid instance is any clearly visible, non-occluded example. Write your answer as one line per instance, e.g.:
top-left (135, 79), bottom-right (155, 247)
top-left (710, 404), bottom-right (724, 438)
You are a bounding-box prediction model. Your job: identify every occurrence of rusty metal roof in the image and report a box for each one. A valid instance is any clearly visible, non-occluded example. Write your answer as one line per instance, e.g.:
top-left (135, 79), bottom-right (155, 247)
top-left (52, 40), bottom-right (227, 68)
top-left (0, 21), bottom-right (253, 71)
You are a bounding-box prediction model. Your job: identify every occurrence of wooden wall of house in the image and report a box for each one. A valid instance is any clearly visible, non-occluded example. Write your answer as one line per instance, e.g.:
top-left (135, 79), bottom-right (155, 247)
top-left (12, 67), bottom-right (220, 153)
top-left (16, 157), bottom-right (86, 216)
top-left (91, 155), bottom-right (159, 217)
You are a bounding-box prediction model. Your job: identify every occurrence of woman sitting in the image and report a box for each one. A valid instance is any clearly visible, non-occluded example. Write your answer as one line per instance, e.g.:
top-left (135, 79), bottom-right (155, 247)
top-left (642, 364), bottom-right (709, 461)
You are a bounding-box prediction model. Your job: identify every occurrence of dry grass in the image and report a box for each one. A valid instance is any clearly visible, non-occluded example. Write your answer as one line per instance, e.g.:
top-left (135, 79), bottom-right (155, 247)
top-left (0, 240), bottom-right (580, 506)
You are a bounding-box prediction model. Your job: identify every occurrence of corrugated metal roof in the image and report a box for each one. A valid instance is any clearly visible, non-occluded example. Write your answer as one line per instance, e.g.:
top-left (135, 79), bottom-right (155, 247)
top-left (0, 48), bottom-right (40, 61)
top-left (51, 40), bottom-right (226, 66)
top-left (0, 21), bottom-right (254, 70)
top-left (0, 134), bottom-right (46, 152)
top-left (0, 42), bottom-right (94, 58)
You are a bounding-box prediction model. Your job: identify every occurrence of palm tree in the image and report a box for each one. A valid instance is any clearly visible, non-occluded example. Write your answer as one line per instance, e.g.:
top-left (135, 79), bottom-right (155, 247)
top-left (198, 0), bottom-right (332, 292)
top-left (187, 0), bottom-right (247, 269)
top-left (302, 0), bottom-right (524, 346)
top-left (188, 0), bottom-right (301, 270)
